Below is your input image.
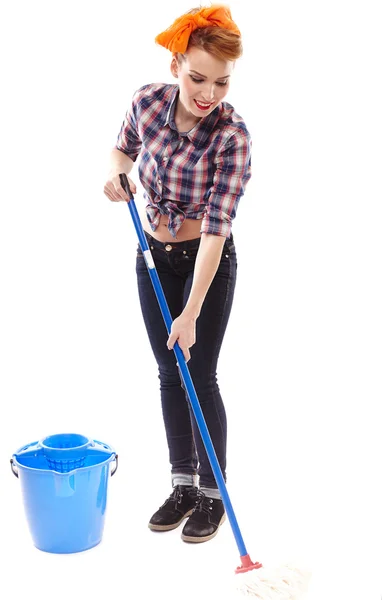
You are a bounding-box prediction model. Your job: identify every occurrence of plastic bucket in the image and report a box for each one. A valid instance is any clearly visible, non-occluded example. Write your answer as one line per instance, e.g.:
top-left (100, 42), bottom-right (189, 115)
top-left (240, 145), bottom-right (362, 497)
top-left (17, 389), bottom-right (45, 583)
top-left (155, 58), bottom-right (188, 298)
top-left (11, 433), bottom-right (118, 554)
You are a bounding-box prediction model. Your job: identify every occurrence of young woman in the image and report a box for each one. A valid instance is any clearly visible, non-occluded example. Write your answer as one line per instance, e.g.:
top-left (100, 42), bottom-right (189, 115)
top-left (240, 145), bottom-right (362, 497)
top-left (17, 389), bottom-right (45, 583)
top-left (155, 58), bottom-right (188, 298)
top-left (104, 4), bottom-right (252, 543)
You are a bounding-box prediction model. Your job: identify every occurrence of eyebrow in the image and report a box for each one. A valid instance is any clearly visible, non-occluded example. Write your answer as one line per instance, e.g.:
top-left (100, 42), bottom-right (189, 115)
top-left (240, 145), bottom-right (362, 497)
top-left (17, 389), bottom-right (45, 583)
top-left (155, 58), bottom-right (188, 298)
top-left (189, 70), bottom-right (230, 81)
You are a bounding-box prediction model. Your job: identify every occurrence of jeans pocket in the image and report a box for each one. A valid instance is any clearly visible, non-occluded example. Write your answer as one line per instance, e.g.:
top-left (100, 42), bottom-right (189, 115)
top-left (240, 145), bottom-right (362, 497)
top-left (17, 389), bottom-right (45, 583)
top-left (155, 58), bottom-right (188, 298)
top-left (223, 241), bottom-right (236, 256)
top-left (136, 245), bottom-right (145, 259)
top-left (181, 248), bottom-right (198, 261)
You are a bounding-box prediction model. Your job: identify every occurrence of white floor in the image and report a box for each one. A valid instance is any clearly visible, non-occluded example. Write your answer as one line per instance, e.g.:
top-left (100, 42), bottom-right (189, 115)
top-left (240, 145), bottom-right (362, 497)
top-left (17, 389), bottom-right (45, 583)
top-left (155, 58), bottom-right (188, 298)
top-left (3, 404), bottom-right (382, 600)
top-left (3, 483), bottom-right (382, 600)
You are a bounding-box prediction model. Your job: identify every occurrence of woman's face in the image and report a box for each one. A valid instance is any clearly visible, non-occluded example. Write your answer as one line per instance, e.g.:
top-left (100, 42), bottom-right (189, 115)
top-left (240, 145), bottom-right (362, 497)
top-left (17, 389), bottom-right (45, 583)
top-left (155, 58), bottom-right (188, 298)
top-left (171, 46), bottom-right (234, 120)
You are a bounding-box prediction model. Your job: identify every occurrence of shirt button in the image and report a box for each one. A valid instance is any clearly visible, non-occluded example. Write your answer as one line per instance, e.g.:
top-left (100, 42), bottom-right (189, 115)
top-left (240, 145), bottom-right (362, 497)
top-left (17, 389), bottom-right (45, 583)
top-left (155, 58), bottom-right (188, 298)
top-left (163, 156), bottom-right (168, 161)
top-left (158, 179), bottom-right (162, 185)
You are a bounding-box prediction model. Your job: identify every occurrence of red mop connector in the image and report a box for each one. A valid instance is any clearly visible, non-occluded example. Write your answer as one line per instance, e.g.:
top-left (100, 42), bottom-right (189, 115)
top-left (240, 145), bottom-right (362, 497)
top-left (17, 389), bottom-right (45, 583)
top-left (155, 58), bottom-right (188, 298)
top-left (235, 554), bottom-right (263, 574)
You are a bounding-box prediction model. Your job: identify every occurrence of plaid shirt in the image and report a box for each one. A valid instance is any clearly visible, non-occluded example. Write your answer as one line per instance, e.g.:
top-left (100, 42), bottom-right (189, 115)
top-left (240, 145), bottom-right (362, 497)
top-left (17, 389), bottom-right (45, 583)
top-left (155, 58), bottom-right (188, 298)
top-left (115, 83), bottom-right (252, 238)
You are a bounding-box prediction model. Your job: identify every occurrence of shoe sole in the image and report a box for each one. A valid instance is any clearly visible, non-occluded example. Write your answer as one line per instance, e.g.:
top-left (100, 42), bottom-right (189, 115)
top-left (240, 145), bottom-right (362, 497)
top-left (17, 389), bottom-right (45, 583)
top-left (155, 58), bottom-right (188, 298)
top-left (148, 509), bottom-right (194, 532)
top-left (181, 513), bottom-right (226, 543)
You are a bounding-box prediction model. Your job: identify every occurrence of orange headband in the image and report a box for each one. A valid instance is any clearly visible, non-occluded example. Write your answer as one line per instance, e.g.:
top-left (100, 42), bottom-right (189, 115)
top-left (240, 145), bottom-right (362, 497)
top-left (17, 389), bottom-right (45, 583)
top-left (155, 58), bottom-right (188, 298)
top-left (155, 4), bottom-right (241, 54)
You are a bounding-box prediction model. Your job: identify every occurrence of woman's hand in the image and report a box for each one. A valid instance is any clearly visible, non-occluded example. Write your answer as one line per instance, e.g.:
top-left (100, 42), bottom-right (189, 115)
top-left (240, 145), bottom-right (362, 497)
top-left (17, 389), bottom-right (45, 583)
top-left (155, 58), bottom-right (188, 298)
top-left (103, 172), bottom-right (136, 202)
top-left (167, 312), bottom-right (197, 362)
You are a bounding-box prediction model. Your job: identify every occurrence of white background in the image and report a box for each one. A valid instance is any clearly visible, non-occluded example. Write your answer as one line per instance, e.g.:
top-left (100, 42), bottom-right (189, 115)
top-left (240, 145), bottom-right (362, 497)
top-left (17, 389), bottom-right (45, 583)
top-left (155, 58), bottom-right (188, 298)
top-left (1, 0), bottom-right (381, 598)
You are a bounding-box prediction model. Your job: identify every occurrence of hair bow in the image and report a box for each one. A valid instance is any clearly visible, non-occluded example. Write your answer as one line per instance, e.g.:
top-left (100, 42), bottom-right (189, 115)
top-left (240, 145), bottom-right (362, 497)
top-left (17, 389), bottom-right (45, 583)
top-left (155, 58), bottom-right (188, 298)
top-left (155, 4), bottom-right (241, 54)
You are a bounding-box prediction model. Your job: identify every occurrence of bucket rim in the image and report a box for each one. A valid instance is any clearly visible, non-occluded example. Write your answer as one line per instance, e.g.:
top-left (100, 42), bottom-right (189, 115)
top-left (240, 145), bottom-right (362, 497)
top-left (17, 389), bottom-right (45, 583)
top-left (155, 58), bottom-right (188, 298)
top-left (12, 451), bottom-right (117, 475)
top-left (12, 437), bottom-right (117, 475)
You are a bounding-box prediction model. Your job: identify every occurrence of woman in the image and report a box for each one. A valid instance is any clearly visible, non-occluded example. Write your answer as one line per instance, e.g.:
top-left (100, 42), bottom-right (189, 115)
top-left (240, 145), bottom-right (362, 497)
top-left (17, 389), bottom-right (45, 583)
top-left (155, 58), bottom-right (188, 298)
top-left (103, 4), bottom-right (252, 543)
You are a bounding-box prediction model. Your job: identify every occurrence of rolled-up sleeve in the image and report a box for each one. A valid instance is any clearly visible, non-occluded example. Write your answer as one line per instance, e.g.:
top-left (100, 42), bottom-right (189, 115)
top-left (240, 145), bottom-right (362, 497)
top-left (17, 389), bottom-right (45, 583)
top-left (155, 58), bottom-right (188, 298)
top-left (114, 89), bottom-right (143, 162)
top-left (201, 129), bottom-right (252, 237)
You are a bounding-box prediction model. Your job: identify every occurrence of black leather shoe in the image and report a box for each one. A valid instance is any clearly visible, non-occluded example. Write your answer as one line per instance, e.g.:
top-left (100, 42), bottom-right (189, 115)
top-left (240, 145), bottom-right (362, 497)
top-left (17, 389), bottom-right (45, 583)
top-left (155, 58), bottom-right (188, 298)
top-left (148, 485), bottom-right (199, 531)
top-left (181, 491), bottom-right (226, 543)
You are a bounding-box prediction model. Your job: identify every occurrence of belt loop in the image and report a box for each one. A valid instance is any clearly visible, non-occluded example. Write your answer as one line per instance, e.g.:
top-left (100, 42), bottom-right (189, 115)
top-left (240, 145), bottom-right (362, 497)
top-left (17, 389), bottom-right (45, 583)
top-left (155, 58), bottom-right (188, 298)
top-left (144, 230), bottom-right (152, 244)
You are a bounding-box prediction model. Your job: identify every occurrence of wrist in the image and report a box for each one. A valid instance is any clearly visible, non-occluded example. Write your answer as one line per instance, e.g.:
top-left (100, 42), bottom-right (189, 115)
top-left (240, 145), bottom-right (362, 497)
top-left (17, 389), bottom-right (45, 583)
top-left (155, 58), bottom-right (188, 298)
top-left (183, 303), bottom-right (201, 320)
top-left (109, 168), bottom-right (125, 177)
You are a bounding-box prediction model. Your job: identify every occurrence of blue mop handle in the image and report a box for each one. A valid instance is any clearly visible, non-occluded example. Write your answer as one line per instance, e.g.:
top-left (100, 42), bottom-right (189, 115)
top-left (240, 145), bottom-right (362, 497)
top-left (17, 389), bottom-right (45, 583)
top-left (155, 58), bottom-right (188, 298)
top-left (119, 174), bottom-right (249, 559)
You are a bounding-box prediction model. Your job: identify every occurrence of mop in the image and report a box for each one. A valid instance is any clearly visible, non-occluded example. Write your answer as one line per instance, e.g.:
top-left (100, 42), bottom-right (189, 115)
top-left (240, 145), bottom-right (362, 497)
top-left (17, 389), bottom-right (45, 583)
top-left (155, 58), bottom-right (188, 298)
top-left (119, 174), bottom-right (311, 599)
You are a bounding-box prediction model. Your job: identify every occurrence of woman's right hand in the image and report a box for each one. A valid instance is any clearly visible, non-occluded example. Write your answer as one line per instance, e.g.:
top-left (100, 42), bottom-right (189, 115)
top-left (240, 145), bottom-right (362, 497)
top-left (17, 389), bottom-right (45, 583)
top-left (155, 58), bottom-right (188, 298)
top-left (103, 172), bottom-right (137, 203)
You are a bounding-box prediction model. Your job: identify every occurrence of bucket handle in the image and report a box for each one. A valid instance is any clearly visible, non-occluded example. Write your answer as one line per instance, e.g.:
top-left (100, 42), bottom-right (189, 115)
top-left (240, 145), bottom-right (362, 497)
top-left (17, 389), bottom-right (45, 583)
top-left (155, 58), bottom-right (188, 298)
top-left (10, 458), bottom-right (18, 478)
top-left (111, 454), bottom-right (118, 477)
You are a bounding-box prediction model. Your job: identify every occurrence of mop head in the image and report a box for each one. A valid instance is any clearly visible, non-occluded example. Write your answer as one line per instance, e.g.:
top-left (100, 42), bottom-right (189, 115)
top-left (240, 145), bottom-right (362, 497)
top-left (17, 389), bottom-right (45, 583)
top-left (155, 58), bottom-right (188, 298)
top-left (234, 563), bottom-right (311, 599)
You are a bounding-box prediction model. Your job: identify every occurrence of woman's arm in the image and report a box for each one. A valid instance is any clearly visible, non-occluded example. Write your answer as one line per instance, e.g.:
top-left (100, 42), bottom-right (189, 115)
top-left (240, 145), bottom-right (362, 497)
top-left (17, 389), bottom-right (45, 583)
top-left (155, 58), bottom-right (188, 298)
top-left (104, 149), bottom-right (137, 201)
top-left (109, 148), bottom-right (135, 176)
top-left (105, 87), bottom-right (143, 201)
top-left (167, 233), bottom-right (226, 360)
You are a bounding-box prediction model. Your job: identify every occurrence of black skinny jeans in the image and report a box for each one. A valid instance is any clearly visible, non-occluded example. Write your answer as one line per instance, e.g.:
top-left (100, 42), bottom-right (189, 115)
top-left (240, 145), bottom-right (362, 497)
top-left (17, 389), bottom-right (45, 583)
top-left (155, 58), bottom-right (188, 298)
top-left (136, 231), bottom-right (237, 488)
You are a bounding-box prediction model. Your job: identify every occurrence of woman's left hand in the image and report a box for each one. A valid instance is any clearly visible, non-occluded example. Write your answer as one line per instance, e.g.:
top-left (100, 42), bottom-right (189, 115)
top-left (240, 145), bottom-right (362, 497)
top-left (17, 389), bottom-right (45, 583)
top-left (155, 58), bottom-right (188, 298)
top-left (167, 312), bottom-right (197, 362)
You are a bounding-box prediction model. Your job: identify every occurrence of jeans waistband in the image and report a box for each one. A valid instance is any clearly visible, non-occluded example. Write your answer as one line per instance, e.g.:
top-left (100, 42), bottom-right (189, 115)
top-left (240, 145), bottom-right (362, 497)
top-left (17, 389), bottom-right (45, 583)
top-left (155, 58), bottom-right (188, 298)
top-left (143, 230), bottom-right (233, 252)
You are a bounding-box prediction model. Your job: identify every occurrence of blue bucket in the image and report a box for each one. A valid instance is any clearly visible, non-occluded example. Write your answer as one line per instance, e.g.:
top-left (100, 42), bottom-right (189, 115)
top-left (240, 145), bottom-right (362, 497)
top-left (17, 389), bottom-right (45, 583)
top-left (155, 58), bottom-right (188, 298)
top-left (11, 433), bottom-right (118, 554)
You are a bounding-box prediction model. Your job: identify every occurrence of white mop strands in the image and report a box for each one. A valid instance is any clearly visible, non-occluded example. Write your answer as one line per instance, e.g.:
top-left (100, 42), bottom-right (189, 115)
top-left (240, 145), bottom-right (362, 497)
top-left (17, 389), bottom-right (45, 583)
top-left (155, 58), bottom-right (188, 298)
top-left (234, 563), bottom-right (311, 599)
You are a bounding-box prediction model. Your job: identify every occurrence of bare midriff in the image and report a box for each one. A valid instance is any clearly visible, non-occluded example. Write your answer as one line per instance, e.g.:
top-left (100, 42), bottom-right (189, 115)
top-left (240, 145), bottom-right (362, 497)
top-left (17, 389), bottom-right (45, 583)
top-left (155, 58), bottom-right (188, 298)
top-left (141, 211), bottom-right (202, 243)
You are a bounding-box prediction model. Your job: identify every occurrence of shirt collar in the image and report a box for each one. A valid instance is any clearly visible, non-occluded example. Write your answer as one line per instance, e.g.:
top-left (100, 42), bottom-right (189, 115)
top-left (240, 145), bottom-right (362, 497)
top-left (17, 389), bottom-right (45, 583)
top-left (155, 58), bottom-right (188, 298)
top-left (164, 85), bottom-right (221, 148)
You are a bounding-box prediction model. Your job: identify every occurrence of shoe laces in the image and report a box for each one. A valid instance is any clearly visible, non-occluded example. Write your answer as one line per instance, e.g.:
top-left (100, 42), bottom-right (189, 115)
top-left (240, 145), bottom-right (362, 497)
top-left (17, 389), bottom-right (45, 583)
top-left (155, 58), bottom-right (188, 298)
top-left (162, 485), bottom-right (184, 508)
top-left (191, 490), bottom-right (214, 515)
